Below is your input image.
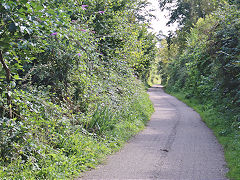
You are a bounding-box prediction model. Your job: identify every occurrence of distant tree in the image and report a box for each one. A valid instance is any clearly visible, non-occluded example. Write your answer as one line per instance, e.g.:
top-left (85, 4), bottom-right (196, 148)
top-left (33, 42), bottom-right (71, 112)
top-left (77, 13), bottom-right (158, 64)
top-left (158, 0), bottom-right (222, 50)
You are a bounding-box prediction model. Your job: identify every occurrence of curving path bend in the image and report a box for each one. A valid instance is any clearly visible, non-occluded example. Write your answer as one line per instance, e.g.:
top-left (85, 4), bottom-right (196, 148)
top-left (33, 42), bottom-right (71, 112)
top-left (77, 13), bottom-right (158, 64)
top-left (78, 85), bottom-right (228, 180)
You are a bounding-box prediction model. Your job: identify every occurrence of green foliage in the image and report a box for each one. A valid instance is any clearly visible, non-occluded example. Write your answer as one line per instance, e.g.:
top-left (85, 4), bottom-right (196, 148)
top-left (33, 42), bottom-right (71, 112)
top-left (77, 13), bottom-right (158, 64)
top-left (159, 0), bottom-right (223, 51)
top-left (160, 0), bottom-right (222, 25)
top-left (158, 2), bottom-right (239, 179)
top-left (0, 87), bottom-right (153, 179)
top-left (86, 105), bottom-right (117, 135)
top-left (0, 0), bottom-right (156, 178)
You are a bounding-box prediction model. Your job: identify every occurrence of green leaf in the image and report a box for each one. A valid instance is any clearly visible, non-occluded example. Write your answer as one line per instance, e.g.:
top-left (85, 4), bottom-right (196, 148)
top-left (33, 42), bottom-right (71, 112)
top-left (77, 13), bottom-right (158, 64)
top-left (36, 5), bottom-right (44, 11)
top-left (13, 74), bottom-right (22, 80)
top-left (47, 9), bottom-right (55, 14)
top-left (21, 0), bottom-right (28, 4)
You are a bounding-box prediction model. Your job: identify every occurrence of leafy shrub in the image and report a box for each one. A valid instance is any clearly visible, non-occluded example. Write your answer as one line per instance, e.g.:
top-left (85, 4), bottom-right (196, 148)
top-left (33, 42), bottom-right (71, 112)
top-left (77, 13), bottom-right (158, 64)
top-left (0, 0), bottom-right (156, 178)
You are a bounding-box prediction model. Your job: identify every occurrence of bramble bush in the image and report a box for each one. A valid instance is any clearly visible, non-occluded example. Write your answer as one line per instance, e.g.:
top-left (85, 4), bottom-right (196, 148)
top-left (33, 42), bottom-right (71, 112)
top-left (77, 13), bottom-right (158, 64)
top-left (0, 0), bottom-right (156, 178)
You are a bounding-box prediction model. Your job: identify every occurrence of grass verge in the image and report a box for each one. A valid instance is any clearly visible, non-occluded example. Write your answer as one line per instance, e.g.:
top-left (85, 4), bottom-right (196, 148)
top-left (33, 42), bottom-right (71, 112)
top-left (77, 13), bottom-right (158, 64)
top-left (166, 90), bottom-right (240, 180)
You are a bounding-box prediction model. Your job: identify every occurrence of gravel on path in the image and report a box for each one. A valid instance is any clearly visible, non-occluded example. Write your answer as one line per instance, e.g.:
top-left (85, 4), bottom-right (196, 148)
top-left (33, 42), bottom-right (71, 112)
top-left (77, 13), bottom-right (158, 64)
top-left (78, 85), bottom-right (228, 180)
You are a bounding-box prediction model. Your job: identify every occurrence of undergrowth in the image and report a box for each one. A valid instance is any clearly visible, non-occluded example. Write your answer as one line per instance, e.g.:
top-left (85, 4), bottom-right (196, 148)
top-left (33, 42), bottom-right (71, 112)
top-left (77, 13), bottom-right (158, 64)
top-left (166, 90), bottom-right (240, 180)
top-left (0, 86), bottom-right (154, 179)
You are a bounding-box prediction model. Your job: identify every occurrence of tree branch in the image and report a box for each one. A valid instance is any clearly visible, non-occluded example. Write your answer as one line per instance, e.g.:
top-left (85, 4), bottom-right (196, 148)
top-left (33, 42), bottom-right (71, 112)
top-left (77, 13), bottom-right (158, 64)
top-left (0, 50), bottom-right (12, 119)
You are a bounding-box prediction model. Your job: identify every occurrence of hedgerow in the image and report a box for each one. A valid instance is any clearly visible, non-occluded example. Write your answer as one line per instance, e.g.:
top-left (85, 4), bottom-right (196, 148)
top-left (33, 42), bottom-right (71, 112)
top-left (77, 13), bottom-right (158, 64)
top-left (157, 1), bottom-right (239, 178)
top-left (0, 0), bottom-right (156, 178)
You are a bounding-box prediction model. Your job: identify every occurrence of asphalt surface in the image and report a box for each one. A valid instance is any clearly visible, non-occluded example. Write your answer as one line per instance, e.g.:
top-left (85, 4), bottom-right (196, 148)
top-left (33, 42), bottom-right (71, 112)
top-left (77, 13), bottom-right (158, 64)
top-left (78, 85), bottom-right (228, 180)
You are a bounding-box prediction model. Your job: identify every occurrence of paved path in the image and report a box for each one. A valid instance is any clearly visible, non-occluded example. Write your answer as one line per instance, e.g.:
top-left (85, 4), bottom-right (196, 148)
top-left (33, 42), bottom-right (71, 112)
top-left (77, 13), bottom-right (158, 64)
top-left (79, 85), bottom-right (228, 180)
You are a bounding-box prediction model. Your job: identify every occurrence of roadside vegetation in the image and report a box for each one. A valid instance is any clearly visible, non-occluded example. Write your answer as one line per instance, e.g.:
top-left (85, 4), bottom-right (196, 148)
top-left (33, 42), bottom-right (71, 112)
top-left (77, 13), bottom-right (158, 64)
top-left (156, 0), bottom-right (240, 179)
top-left (0, 0), bottom-right (156, 179)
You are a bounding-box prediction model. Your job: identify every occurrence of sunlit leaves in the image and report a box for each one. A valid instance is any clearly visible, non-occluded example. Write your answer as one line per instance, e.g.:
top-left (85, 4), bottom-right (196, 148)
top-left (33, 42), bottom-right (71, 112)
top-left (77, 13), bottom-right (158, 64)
top-left (160, 2), bottom-right (240, 116)
top-left (0, 1), bottom-right (156, 178)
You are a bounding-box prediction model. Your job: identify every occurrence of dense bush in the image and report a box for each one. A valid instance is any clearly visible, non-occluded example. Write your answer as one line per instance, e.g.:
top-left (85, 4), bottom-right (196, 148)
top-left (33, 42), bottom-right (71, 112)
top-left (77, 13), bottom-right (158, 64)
top-left (157, 2), bottom-right (239, 178)
top-left (0, 0), bottom-right (156, 178)
top-left (164, 4), bottom-right (240, 119)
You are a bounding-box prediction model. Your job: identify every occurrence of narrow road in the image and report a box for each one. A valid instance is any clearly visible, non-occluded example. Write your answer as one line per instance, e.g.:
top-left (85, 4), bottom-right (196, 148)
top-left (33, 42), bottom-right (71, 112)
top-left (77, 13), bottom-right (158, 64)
top-left (79, 85), bottom-right (228, 180)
